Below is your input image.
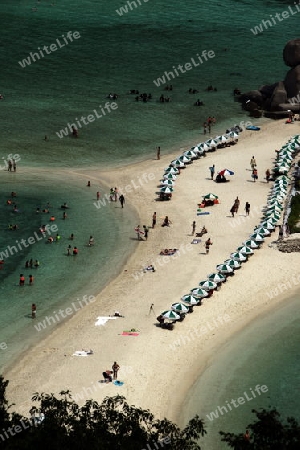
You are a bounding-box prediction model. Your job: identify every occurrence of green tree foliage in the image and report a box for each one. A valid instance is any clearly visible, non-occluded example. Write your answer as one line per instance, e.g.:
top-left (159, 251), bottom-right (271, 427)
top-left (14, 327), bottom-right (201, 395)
top-left (220, 407), bottom-right (300, 449)
top-left (0, 376), bottom-right (206, 450)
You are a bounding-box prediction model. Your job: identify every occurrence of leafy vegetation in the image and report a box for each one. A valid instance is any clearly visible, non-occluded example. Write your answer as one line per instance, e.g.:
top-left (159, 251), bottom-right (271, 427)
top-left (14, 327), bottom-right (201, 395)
top-left (287, 193), bottom-right (300, 233)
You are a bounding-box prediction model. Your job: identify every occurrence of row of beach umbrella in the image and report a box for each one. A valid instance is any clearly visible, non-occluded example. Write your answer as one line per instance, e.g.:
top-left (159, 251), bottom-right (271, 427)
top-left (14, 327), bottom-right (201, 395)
top-left (159, 136), bottom-right (298, 325)
top-left (159, 132), bottom-right (240, 197)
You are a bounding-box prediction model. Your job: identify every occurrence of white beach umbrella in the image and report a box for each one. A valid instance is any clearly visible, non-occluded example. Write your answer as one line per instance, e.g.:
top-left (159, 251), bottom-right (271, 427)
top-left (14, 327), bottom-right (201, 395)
top-left (190, 288), bottom-right (209, 298)
top-left (223, 259), bottom-right (241, 269)
top-left (259, 221), bottom-right (275, 231)
top-left (163, 173), bottom-right (177, 180)
top-left (160, 186), bottom-right (174, 193)
top-left (230, 252), bottom-right (247, 262)
top-left (170, 159), bottom-right (185, 168)
top-left (181, 295), bottom-right (200, 305)
top-left (171, 303), bottom-right (189, 314)
top-left (217, 264), bottom-right (234, 274)
top-left (243, 239), bottom-right (260, 248)
top-left (253, 228), bottom-right (270, 237)
top-left (198, 280), bottom-right (217, 290)
top-left (201, 143), bottom-right (210, 151)
top-left (161, 179), bottom-right (175, 186)
top-left (266, 204), bottom-right (283, 213)
top-left (161, 310), bottom-right (180, 321)
top-left (205, 138), bottom-right (218, 148)
top-left (183, 150), bottom-right (197, 159)
top-left (219, 135), bottom-right (228, 143)
top-left (164, 166), bottom-right (179, 174)
top-left (207, 273), bottom-right (227, 283)
top-left (249, 233), bottom-right (265, 243)
top-left (237, 245), bottom-right (254, 255)
top-left (178, 154), bottom-right (192, 163)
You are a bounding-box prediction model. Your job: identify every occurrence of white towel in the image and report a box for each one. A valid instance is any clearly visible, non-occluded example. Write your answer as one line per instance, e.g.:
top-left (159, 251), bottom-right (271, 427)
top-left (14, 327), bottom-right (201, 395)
top-left (95, 316), bottom-right (117, 326)
top-left (73, 351), bottom-right (92, 356)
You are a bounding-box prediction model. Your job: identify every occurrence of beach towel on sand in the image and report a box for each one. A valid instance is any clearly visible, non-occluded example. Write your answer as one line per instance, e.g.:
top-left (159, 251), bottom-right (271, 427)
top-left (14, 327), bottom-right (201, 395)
top-left (191, 239), bottom-right (201, 244)
top-left (73, 350), bottom-right (93, 356)
top-left (121, 331), bottom-right (139, 336)
top-left (95, 316), bottom-right (117, 326)
top-left (113, 380), bottom-right (124, 386)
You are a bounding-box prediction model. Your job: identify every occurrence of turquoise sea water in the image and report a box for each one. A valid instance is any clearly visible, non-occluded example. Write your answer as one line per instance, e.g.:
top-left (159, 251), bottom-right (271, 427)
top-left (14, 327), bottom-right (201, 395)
top-left (0, 0), bottom-right (300, 441)
top-left (180, 292), bottom-right (300, 449)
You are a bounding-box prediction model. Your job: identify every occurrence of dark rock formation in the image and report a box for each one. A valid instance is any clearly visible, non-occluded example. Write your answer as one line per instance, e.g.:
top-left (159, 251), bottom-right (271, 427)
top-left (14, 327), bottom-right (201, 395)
top-left (277, 238), bottom-right (300, 252)
top-left (239, 39), bottom-right (300, 115)
top-left (283, 39), bottom-right (300, 67)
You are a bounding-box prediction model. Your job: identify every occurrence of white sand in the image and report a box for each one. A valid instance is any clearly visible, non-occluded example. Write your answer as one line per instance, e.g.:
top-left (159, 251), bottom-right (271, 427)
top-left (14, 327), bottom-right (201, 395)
top-left (5, 119), bottom-right (300, 423)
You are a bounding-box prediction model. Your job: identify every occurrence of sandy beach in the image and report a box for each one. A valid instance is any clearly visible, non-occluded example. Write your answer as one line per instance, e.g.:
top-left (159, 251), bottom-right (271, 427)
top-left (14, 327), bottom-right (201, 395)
top-left (4, 119), bottom-right (300, 426)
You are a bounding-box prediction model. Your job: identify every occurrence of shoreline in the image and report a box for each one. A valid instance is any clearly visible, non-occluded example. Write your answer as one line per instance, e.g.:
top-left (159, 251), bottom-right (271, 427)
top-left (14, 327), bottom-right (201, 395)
top-left (4, 119), bottom-right (300, 425)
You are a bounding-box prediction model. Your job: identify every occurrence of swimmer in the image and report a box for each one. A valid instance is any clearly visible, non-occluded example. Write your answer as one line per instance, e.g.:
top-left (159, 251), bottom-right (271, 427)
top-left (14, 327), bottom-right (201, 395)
top-left (50, 216), bottom-right (56, 221)
top-left (48, 236), bottom-right (54, 243)
top-left (19, 274), bottom-right (25, 286)
top-left (88, 236), bottom-right (94, 246)
top-left (87, 181), bottom-right (91, 187)
top-left (34, 260), bottom-right (39, 268)
top-left (63, 212), bottom-right (67, 220)
top-left (69, 233), bottom-right (74, 240)
top-left (73, 246), bottom-right (78, 255)
top-left (55, 233), bottom-right (61, 242)
top-left (29, 274), bottom-right (34, 285)
top-left (67, 245), bottom-right (72, 256)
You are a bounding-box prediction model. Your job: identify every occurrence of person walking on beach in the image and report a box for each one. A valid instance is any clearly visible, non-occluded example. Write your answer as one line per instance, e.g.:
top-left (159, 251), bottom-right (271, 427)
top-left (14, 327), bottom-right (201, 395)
top-left (156, 146), bottom-right (161, 160)
top-left (31, 303), bottom-right (36, 319)
top-left (143, 225), bottom-right (149, 240)
top-left (210, 164), bottom-right (215, 180)
top-left (250, 156), bottom-right (256, 170)
top-left (245, 202), bottom-right (250, 216)
top-left (252, 168), bottom-right (258, 182)
top-left (152, 212), bottom-right (157, 228)
top-left (205, 238), bottom-right (212, 254)
top-left (230, 204), bottom-right (236, 217)
top-left (234, 196), bottom-right (240, 212)
top-left (191, 220), bottom-right (196, 235)
top-left (119, 194), bottom-right (125, 208)
top-left (112, 361), bottom-right (120, 380)
top-left (265, 168), bottom-right (271, 183)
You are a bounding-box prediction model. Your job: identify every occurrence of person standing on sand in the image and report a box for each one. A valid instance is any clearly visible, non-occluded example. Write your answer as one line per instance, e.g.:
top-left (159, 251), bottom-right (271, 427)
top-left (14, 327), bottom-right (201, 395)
top-left (152, 212), bottom-right (157, 228)
top-left (156, 146), bottom-right (161, 160)
top-left (250, 156), bottom-right (256, 170)
top-left (245, 202), bottom-right (250, 216)
top-left (210, 164), bottom-right (215, 180)
top-left (143, 225), bottom-right (149, 240)
top-left (265, 169), bottom-right (271, 182)
top-left (205, 238), bottom-right (212, 254)
top-left (119, 194), bottom-right (125, 208)
top-left (192, 220), bottom-right (196, 235)
top-left (230, 205), bottom-right (236, 217)
top-left (234, 196), bottom-right (240, 212)
top-left (112, 361), bottom-right (120, 380)
top-left (252, 168), bottom-right (258, 182)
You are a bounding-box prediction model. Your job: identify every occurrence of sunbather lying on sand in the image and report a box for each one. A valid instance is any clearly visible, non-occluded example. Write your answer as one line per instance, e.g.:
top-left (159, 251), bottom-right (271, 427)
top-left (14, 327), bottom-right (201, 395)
top-left (144, 265), bottom-right (155, 272)
top-left (160, 248), bottom-right (178, 256)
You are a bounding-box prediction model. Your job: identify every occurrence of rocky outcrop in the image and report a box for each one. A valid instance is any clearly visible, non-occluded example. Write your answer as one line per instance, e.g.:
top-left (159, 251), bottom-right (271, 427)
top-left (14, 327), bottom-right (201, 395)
top-left (283, 39), bottom-right (300, 67)
top-left (239, 39), bottom-right (300, 114)
top-left (277, 238), bottom-right (300, 252)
